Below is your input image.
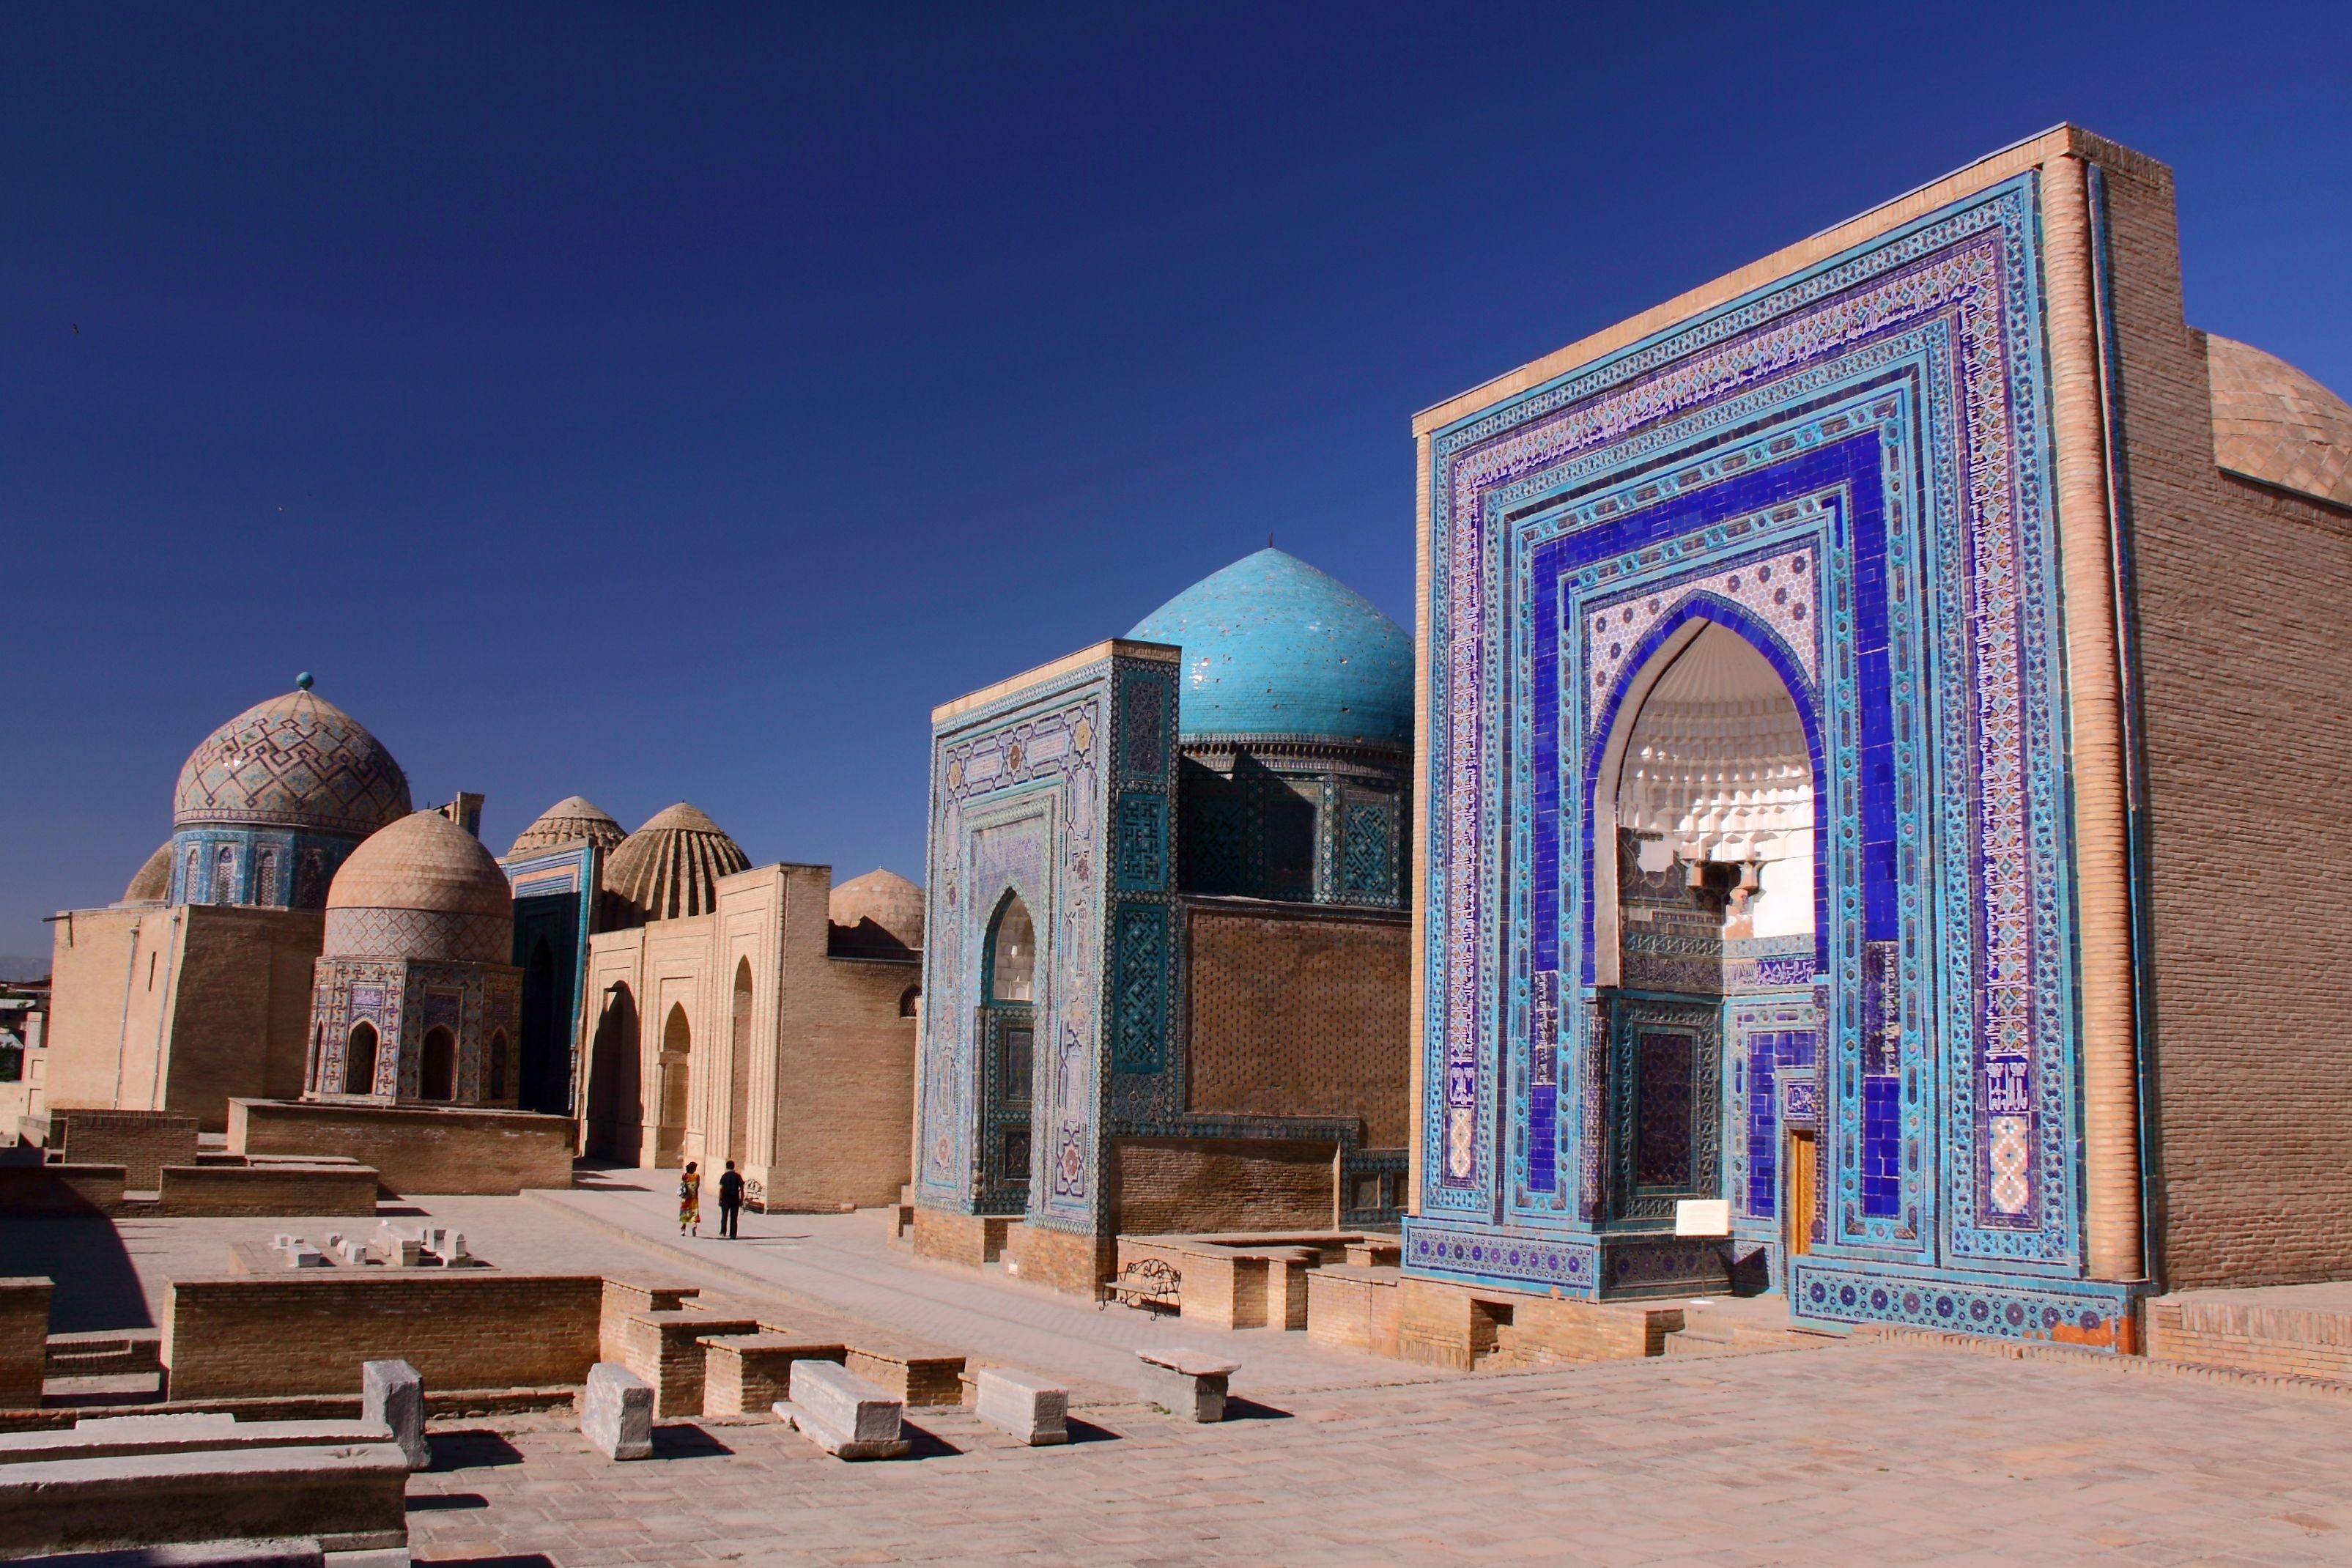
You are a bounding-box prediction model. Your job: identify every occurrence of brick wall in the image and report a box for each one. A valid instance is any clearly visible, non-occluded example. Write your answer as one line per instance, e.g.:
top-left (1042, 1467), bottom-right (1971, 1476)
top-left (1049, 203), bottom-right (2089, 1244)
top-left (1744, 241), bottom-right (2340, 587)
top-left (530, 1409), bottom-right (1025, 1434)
top-left (48, 1110), bottom-right (199, 1193)
top-left (1184, 903), bottom-right (1410, 1147)
top-left (155, 1163), bottom-right (378, 1217)
top-left (1110, 1136), bottom-right (1336, 1236)
top-left (2093, 145), bottom-right (2352, 1288)
top-left (1306, 1266), bottom-right (1399, 1358)
top-left (162, 1273), bottom-right (604, 1399)
top-left (228, 1098), bottom-right (574, 1195)
top-left (1394, 1276), bottom-right (1671, 1369)
top-left (909, 1206), bottom-right (1008, 1266)
top-left (0, 1278), bottom-right (48, 1409)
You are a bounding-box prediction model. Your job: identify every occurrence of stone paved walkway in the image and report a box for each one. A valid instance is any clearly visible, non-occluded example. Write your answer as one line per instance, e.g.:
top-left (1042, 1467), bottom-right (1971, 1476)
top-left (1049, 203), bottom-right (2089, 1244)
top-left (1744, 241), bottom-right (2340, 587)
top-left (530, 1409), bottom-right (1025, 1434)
top-left (534, 1173), bottom-right (1424, 1402)
top-left (408, 1338), bottom-right (2352, 1566)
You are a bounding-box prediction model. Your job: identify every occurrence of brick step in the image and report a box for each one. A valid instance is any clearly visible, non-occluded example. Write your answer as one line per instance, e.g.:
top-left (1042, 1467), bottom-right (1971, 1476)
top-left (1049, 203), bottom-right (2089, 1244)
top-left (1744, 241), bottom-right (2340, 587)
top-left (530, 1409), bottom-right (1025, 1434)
top-left (44, 1333), bottom-right (163, 1374)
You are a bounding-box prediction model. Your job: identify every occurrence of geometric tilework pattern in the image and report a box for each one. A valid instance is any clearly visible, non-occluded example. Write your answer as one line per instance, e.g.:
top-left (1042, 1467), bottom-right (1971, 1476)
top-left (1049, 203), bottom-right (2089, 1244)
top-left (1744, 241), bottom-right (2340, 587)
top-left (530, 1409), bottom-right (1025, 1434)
top-left (174, 687), bottom-right (411, 836)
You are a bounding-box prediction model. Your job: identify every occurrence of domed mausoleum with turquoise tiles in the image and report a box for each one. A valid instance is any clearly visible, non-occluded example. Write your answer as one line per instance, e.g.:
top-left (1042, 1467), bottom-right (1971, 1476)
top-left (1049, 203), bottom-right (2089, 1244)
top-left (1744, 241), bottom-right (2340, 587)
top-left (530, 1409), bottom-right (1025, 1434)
top-left (910, 546), bottom-right (1418, 1293)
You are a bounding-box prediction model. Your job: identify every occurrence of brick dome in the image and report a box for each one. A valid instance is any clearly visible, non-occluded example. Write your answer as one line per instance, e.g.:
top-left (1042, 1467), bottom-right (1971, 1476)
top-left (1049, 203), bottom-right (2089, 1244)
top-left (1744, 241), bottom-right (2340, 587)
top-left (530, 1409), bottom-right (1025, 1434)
top-left (2208, 334), bottom-right (2352, 509)
top-left (173, 681), bottom-right (412, 838)
top-left (325, 810), bottom-right (513, 964)
top-left (122, 842), bottom-right (173, 904)
top-left (829, 868), bottom-right (925, 955)
top-left (603, 803), bottom-right (750, 925)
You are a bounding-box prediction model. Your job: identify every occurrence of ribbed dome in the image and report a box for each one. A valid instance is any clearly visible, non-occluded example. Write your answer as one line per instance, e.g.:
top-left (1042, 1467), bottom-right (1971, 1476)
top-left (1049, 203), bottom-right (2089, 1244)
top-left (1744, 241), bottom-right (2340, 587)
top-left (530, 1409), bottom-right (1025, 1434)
top-left (604, 803), bottom-right (750, 924)
top-left (174, 684), bottom-right (412, 837)
top-left (507, 795), bottom-right (626, 857)
top-left (2208, 335), bottom-right (2352, 508)
top-left (324, 810), bottom-right (513, 964)
top-left (122, 842), bottom-right (173, 903)
top-left (829, 869), bottom-right (925, 955)
top-left (1127, 548), bottom-right (1412, 745)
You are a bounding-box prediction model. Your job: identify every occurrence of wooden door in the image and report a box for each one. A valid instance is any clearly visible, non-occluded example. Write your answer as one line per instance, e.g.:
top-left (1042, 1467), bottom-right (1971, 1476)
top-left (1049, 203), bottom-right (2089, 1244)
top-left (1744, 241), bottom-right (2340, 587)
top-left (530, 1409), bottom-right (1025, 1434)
top-left (1786, 1130), bottom-right (1816, 1257)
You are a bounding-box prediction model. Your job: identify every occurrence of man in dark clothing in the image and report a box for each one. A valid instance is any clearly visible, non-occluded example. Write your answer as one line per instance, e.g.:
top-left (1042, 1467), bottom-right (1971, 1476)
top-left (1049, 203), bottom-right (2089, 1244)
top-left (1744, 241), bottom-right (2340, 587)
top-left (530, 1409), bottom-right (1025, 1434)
top-left (717, 1160), bottom-right (744, 1239)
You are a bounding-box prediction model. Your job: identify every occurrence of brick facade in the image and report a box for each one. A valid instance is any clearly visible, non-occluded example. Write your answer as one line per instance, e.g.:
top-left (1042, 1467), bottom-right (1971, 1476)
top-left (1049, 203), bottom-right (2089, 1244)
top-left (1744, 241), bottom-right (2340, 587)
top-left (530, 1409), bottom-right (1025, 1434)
top-left (40, 1109), bottom-right (199, 1193)
top-left (2093, 150), bottom-right (2352, 1291)
top-left (1183, 903), bottom-right (1410, 1147)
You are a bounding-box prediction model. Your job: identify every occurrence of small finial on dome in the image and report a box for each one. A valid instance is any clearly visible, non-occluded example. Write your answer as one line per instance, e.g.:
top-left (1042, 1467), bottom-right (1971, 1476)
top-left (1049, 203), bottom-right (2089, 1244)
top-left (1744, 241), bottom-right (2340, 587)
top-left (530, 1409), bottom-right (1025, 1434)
top-left (295, 671), bottom-right (314, 691)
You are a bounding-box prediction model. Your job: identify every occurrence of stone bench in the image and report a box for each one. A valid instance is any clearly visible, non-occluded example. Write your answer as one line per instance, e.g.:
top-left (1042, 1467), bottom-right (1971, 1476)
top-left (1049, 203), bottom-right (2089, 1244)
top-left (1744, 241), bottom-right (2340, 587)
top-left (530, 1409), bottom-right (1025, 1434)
top-left (974, 1367), bottom-right (1068, 1446)
top-left (843, 1347), bottom-right (965, 1408)
top-left (778, 1360), bottom-right (906, 1460)
top-left (1136, 1347), bottom-right (1239, 1422)
top-left (0, 1441), bottom-right (410, 1560)
top-left (696, 1334), bottom-right (846, 1419)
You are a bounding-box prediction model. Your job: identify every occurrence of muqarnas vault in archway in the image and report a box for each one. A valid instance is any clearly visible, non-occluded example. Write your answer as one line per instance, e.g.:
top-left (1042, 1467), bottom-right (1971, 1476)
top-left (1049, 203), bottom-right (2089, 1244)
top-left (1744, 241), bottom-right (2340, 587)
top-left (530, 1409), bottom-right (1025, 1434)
top-left (1407, 125), bottom-right (2352, 1347)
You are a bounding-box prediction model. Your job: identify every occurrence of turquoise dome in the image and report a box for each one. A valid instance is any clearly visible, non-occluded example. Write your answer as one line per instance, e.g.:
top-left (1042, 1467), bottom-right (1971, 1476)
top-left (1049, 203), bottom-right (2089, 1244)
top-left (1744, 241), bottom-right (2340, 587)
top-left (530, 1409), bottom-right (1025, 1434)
top-left (1126, 548), bottom-right (1412, 745)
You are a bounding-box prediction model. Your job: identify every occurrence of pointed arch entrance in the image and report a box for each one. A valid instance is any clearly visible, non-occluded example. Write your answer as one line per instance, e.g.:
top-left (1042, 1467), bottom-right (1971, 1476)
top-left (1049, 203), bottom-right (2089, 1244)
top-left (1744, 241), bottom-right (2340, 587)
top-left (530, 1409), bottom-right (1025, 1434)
top-left (977, 890), bottom-right (1038, 1213)
top-left (1591, 617), bottom-right (1821, 1265)
top-left (728, 958), bottom-right (755, 1166)
top-left (657, 1002), bottom-right (692, 1168)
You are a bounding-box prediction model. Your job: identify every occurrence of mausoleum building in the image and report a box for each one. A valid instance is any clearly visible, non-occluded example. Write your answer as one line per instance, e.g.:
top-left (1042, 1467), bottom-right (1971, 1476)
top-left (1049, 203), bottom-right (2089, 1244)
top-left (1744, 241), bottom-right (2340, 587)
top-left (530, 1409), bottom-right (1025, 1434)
top-left (911, 548), bottom-right (1414, 1295)
top-left (1401, 125), bottom-right (2352, 1352)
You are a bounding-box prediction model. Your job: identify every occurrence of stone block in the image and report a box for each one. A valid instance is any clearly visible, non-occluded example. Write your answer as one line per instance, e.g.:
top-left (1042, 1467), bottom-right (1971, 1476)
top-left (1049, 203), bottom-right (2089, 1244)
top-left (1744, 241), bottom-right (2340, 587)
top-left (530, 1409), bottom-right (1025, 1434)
top-left (580, 1362), bottom-right (652, 1461)
top-left (0, 1415), bottom-right (379, 1466)
top-left (1136, 1347), bottom-right (1238, 1422)
top-left (360, 1359), bottom-right (427, 1470)
top-left (780, 1361), bottom-right (906, 1460)
top-left (697, 1334), bottom-right (844, 1419)
top-left (974, 1367), bottom-right (1068, 1446)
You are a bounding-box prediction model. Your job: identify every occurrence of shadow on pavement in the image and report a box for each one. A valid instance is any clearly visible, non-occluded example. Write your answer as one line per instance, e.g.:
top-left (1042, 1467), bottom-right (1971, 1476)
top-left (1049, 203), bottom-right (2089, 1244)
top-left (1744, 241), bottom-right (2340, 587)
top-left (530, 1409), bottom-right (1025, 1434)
top-left (409, 1492), bottom-right (489, 1512)
top-left (1063, 1417), bottom-right (1123, 1444)
top-left (428, 1431), bottom-right (527, 1471)
top-left (651, 1422), bottom-right (736, 1459)
top-left (0, 1216), bottom-right (150, 1332)
top-left (418, 1557), bottom-right (555, 1567)
top-left (898, 1419), bottom-right (964, 1459)
top-left (1221, 1397), bottom-right (1293, 1421)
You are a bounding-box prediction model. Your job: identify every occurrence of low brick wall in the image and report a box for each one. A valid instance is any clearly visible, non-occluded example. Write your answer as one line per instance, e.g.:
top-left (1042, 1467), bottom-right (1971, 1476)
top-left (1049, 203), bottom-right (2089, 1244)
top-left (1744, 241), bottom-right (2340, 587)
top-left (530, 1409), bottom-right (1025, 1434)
top-left (228, 1098), bottom-right (575, 1195)
top-left (1008, 1223), bottom-right (1113, 1298)
top-left (1306, 1266), bottom-right (1400, 1358)
top-left (157, 1163), bottom-right (379, 1217)
top-left (2147, 1294), bottom-right (2352, 1383)
top-left (0, 1279), bottom-right (50, 1410)
top-left (701, 1335), bottom-right (846, 1419)
top-left (910, 1206), bottom-right (1010, 1266)
top-left (1394, 1276), bottom-right (1676, 1369)
top-left (45, 1109), bottom-right (200, 1193)
top-left (597, 1279), bottom-right (701, 1363)
top-left (162, 1272), bottom-right (605, 1400)
top-left (843, 1348), bottom-right (966, 1408)
top-left (616, 1309), bottom-right (763, 1418)
top-left (0, 1164), bottom-right (125, 1216)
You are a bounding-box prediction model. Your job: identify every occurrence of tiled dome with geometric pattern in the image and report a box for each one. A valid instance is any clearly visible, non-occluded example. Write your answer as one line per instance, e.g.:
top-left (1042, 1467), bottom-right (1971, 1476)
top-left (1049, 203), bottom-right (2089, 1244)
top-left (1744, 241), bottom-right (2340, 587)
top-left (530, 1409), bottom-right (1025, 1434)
top-left (173, 678), bottom-right (413, 837)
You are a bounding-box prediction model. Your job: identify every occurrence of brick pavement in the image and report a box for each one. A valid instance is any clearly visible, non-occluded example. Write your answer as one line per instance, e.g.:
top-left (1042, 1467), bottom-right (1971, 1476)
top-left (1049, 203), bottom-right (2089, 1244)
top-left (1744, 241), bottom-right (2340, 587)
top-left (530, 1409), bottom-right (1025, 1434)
top-left (407, 1339), bottom-right (2352, 1566)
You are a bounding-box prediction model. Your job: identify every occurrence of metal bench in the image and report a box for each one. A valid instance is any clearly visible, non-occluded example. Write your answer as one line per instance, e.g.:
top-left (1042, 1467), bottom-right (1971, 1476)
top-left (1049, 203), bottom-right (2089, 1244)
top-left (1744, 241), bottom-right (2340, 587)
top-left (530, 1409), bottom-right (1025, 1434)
top-left (1101, 1257), bottom-right (1181, 1314)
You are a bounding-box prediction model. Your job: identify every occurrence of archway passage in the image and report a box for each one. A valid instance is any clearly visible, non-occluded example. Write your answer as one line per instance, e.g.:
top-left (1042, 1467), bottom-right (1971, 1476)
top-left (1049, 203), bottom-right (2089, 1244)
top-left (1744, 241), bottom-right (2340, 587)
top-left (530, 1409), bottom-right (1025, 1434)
top-left (1602, 621), bottom-right (1817, 1240)
top-left (344, 1021), bottom-right (380, 1096)
top-left (657, 1002), bottom-right (692, 1167)
top-left (519, 936), bottom-right (564, 1115)
top-left (978, 890), bottom-right (1038, 1211)
top-left (585, 984), bottom-right (640, 1163)
top-left (728, 958), bottom-right (754, 1166)
top-left (420, 1026), bottom-right (458, 1101)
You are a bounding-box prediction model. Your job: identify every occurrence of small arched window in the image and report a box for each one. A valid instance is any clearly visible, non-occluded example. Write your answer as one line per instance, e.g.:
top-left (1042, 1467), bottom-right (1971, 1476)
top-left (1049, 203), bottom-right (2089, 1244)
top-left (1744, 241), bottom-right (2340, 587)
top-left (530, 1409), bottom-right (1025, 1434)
top-left (212, 845), bottom-right (238, 906)
top-left (487, 1029), bottom-right (509, 1100)
top-left (988, 895), bottom-right (1035, 1004)
top-left (254, 847), bottom-right (280, 906)
top-left (420, 1026), bottom-right (457, 1101)
top-left (898, 985), bottom-right (921, 1018)
top-left (344, 1021), bottom-right (380, 1096)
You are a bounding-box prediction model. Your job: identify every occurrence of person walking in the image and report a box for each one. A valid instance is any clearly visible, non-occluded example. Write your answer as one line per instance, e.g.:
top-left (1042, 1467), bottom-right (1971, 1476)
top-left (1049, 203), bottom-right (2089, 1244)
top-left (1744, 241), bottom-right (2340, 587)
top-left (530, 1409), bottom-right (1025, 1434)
top-left (678, 1161), bottom-right (701, 1237)
top-left (717, 1160), bottom-right (744, 1239)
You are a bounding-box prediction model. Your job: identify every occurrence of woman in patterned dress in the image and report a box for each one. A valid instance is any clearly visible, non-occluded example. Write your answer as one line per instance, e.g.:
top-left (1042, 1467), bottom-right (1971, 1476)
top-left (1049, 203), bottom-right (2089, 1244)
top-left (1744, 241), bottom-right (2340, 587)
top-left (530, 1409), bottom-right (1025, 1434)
top-left (678, 1161), bottom-right (702, 1237)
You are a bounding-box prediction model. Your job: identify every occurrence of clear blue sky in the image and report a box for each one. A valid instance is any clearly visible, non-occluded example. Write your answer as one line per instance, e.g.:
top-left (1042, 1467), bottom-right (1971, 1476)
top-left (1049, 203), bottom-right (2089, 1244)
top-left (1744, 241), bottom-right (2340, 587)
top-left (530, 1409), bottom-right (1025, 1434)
top-left (4, 2), bottom-right (2345, 968)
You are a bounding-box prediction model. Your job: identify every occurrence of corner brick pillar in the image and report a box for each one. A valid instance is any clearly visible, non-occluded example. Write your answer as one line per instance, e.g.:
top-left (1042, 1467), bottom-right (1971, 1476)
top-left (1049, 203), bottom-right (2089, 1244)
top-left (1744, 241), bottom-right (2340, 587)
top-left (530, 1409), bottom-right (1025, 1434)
top-left (2044, 152), bottom-right (2143, 1284)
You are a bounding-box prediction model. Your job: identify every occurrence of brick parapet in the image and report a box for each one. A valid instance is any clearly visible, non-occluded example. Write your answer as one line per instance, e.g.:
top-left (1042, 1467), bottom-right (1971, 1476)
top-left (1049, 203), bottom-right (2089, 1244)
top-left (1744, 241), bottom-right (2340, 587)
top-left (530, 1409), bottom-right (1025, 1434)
top-left (0, 1279), bottom-right (51, 1410)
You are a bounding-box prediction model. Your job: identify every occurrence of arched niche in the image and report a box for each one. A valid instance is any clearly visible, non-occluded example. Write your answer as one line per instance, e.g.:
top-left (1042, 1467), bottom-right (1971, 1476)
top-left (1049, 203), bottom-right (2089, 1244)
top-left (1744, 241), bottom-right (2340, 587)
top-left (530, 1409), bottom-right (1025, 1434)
top-left (344, 1020), bottom-right (380, 1097)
